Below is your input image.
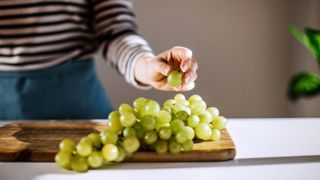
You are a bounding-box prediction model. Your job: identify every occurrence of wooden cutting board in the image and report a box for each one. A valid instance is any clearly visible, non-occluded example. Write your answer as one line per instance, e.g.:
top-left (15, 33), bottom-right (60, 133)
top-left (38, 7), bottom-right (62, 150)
top-left (0, 121), bottom-right (236, 162)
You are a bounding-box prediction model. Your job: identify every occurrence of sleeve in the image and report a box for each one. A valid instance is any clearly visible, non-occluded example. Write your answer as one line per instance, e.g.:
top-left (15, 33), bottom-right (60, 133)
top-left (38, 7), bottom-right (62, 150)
top-left (92, 0), bottom-right (153, 89)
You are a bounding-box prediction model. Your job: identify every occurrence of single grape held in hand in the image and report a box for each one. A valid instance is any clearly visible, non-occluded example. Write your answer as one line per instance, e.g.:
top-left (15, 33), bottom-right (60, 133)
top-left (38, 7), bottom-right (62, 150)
top-left (167, 70), bottom-right (183, 87)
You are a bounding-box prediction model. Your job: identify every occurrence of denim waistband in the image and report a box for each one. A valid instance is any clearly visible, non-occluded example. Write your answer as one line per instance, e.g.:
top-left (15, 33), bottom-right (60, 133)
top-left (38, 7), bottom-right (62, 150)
top-left (0, 59), bottom-right (93, 78)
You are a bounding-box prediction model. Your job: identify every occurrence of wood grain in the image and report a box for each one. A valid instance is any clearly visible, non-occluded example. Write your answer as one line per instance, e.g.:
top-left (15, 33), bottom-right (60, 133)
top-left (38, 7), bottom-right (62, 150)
top-left (0, 122), bottom-right (236, 162)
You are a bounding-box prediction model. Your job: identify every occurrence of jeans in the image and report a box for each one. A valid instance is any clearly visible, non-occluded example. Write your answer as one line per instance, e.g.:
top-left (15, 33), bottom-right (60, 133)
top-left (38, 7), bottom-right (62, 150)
top-left (0, 60), bottom-right (112, 120)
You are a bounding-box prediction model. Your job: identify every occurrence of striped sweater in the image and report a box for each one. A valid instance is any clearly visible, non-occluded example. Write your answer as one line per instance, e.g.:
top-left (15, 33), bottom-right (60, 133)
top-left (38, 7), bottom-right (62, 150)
top-left (0, 0), bottom-right (154, 88)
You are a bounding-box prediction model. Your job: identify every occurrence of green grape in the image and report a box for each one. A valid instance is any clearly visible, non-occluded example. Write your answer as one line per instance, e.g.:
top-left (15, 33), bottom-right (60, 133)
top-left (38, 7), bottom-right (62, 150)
top-left (55, 94), bottom-right (229, 171)
top-left (212, 116), bottom-right (227, 129)
top-left (136, 130), bottom-right (145, 140)
top-left (138, 108), bottom-right (148, 117)
top-left (79, 137), bottom-right (93, 145)
top-left (162, 106), bottom-right (172, 114)
top-left (100, 131), bottom-right (118, 145)
top-left (180, 99), bottom-right (190, 106)
top-left (167, 70), bottom-right (183, 87)
top-left (199, 111), bottom-right (213, 123)
top-left (148, 99), bottom-right (160, 108)
top-left (185, 107), bottom-right (192, 115)
top-left (154, 140), bottom-right (168, 154)
top-left (156, 110), bottom-right (172, 124)
top-left (102, 144), bottom-right (119, 162)
top-left (133, 123), bottom-right (145, 140)
top-left (141, 115), bottom-right (156, 131)
top-left (187, 115), bottom-right (200, 128)
top-left (87, 151), bottom-right (103, 168)
top-left (172, 103), bottom-right (187, 114)
top-left (133, 97), bottom-right (148, 110)
top-left (143, 100), bottom-right (160, 116)
top-left (108, 111), bottom-right (120, 120)
top-left (158, 127), bottom-right (172, 140)
top-left (123, 135), bottom-right (140, 153)
top-left (211, 129), bottom-right (221, 141)
top-left (169, 139), bottom-right (181, 154)
top-left (108, 117), bottom-right (123, 133)
top-left (71, 156), bottom-right (88, 172)
top-left (88, 133), bottom-right (101, 148)
top-left (135, 109), bottom-right (143, 119)
top-left (144, 131), bottom-right (158, 145)
top-left (123, 127), bottom-right (136, 137)
top-left (120, 112), bottom-right (136, 127)
top-left (183, 126), bottom-right (195, 140)
top-left (133, 122), bottom-right (143, 130)
top-left (207, 107), bottom-right (219, 118)
top-left (195, 122), bottom-right (212, 140)
top-left (188, 95), bottom-right (202, 103)
top-left (189, 100), bottom-right (207, 115)
top-left (59, 138), bottom-right (76, 154)
top-left (175, 130), bottom-right (188, 144)
top-left (182, 140), bottom-right (193, 151)
top-left (119, 103), bottom-right (134, 114)
top-left (175, 94), bottom-right (189, 106)
top-left (174, 111), bottom-right (189, 121)
top-left (76, 141), bottom-right (92, 157)
top-left (114, 146), bottom-right (126, 162)
top-left (174, 94), bottom-right (186, 102)
top-left (170, 119), bottom-right (185, 134)
top-left (163, 99), bottom-right (176, 107)
top-left (55, 151), bottom-right (71, 168)
top-left (155, 123), bottom-right (170, 132)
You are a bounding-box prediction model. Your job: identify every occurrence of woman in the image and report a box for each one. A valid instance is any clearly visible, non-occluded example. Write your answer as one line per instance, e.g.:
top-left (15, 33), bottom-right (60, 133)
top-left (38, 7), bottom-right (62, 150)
top-left (0, 0), bottom-right (198, 120)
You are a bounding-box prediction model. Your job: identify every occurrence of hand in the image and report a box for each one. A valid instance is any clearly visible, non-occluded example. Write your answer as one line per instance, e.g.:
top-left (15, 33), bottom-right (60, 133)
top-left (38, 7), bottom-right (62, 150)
top-left (135, 46), bottom-right (198, 91)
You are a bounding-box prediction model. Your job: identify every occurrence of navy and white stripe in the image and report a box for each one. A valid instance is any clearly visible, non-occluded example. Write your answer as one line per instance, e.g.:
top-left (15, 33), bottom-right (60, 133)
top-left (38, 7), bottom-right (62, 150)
top-left (0, 0), bottom-right (153, 88)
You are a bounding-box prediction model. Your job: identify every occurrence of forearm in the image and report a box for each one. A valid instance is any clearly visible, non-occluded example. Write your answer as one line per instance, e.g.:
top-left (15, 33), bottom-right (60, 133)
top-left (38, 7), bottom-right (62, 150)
top-left (106, 34), bottom-right (154, 89)
top-left (93, 0), bottom-right (154, 89)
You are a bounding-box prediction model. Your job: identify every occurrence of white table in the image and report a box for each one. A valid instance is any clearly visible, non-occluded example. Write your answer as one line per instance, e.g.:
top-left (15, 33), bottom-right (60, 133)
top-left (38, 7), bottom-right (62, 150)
top-left (1, 118), bottom-right (320, 180)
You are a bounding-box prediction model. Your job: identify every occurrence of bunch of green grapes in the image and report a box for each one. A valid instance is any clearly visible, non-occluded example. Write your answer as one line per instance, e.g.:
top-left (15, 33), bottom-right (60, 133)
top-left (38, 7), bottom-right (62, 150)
top-left (55, 94), bottom-right (227, 172)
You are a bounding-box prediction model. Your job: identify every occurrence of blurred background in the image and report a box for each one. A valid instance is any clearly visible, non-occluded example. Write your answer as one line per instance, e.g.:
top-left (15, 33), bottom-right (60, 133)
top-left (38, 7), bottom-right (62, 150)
top-left (95, 0), bottom-right (320, 118)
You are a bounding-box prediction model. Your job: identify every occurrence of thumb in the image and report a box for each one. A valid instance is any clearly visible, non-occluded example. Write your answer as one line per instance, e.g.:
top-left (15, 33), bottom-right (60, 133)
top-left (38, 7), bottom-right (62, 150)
top-left (154, 60), bottom-right (172, 76)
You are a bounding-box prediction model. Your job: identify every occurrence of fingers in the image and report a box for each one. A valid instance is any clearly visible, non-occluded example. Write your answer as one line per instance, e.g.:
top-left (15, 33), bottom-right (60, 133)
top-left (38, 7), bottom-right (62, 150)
top-left (157, 46), bottom-right (194, 72)
top-left (152, 58), bottom-right (198, 92)
top-left (176, 59), bottom-right (197, 91)
top-left (183, 59), bottom-right (198, 83)
top-left (170, 46), bottom-right (192, 72)
top-left (151, 78), bottom-right (175, 91)
top-left (179, 82), bottom-right (195, 91)
top-left (154, 60), bottom-right (172, 76)
top-left (171, 46), bottom-right (193, 61)
top-left (172, 47), bottom-right (192, 72)
top-left (153, 47), bottom-right (198, 92)
top-left (190, 58), bottom-right (198, 72)
top-left (183, 69), bottom-right (197, 85)
top-left (152, 77), bottom-right (196, 92)
top-left (180, 58), bottom-right (192, 72)
top-left (160, 46), bottom-right (192, 60)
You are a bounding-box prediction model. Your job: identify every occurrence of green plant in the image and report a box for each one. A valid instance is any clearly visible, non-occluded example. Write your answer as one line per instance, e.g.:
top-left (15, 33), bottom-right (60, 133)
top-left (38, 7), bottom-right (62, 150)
top-left (288, 25), bottom-right (320, 101)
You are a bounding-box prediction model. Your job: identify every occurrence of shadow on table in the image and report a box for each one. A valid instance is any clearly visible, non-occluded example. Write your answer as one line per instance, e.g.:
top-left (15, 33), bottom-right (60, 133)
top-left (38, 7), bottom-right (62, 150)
top-left (0, 162), bottom-right (73, 180)
top-left (0, 155), bottom-right (319, 180)
top-left (104, 155), bottom-right (320, 170)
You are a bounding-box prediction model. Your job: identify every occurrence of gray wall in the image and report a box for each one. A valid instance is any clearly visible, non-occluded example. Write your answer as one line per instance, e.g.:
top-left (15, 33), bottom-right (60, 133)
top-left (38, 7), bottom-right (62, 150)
top-left (95, 0), bottom-right (320, 118)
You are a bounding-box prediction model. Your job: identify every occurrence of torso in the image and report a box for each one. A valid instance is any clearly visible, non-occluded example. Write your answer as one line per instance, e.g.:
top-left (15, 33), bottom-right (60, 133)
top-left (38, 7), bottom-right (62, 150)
top-left (0, 0), bottom-right (96, 71)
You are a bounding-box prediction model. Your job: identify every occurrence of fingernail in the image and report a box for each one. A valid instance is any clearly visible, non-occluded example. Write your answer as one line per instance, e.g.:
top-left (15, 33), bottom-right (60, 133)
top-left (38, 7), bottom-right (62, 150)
top-left (166, 67), bottom-right (171, 74)
top-left (185, 76), bottom-right (190, 83)
top-left (183, 64), bottom-right (188, 72)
